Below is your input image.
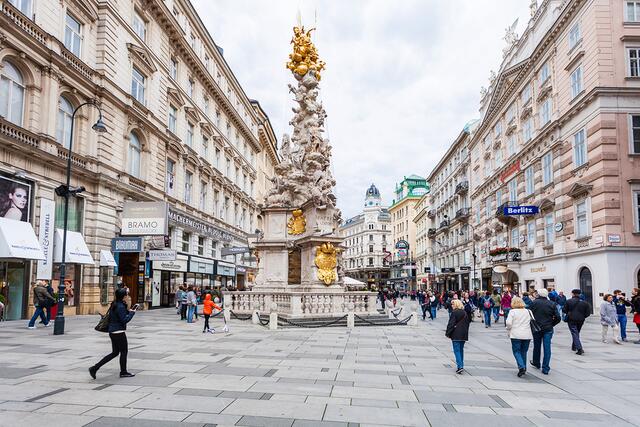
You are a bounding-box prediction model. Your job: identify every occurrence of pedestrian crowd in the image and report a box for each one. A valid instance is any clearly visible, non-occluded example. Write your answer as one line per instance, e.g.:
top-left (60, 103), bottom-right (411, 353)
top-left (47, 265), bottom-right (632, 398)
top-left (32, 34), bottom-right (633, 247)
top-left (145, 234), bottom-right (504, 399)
top-left (440, 286), bottom-right (640, 376)
top-left (174, 284), bottom-right (227, 333)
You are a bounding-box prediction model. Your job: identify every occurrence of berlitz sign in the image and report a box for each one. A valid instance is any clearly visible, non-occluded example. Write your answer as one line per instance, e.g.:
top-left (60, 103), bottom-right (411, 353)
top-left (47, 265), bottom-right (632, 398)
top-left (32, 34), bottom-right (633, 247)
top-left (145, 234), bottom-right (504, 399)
top-left (502, 205), bottom-right (539, 215)
top-left (121, 202), bottom-right (168, 236)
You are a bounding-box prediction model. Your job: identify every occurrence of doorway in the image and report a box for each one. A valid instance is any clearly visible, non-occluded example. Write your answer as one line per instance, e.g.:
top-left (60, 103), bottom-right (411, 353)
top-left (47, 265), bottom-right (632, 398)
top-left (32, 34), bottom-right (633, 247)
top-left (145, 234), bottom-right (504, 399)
top-left (579, 267), bottom-right (593, 310)
top-left (0, 261), bottom-right (28, 320)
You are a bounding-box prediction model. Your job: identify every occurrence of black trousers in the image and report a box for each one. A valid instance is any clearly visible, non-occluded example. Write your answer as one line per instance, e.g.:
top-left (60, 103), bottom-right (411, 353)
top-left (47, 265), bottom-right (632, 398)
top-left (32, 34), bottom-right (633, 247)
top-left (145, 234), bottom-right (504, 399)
top-left (568, 321), bottom-right (584, 350)
top-left (203, 314), bottom-right (210, 331)
top-left (180, 303), bottom-right (187, 320)
top-left (94, 332), bottom-right (128, 374)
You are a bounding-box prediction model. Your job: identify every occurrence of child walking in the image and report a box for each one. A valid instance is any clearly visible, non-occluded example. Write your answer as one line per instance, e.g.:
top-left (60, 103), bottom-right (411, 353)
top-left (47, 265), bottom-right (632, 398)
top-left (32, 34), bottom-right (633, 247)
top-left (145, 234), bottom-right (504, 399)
top-left (202, 294), bottom-right (221, 334)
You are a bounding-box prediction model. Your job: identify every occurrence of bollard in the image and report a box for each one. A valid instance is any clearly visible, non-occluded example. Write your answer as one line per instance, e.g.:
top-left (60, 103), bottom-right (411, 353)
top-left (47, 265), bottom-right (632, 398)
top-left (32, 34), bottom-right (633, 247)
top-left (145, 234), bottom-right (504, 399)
top-left (269, 302), bottom-right (278, 330)
top-left (252, 311), bottom-right (259, 325)
top-left (347, 302), bottom-right (355, 329)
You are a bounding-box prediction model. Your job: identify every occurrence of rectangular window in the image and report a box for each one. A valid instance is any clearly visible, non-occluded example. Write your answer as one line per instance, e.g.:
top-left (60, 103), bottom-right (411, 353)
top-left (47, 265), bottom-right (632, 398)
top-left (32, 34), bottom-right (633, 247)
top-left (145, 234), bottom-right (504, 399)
top-left (569, 23), bottom-right (581, 50)
top-left (508, 179), bottom-right (517, 202)
top-left (486, 197), bottom-right (492, 218)
top-left (575, 200), bottom-right (589, 238)
top-left (369, 234), bottom-right (374, 241)
top-left (527, 221), bottom-right (536, 249)
top-left (496, 189), bottom-right (502, 208)
top-left (213, 190), bottom-right (219, 217)
top-left (368, 257), bottom-right (374, 266)
top-left (539, 62), bottom-right (550, 85)
top-left (64, 13), bottom-right (82, 57)
top-left (202, 137), bottom-right (208, 158)
top-left (540, 98), bottom-right (552, 125)
top-left (476, 207), bottom-right (481, 224)
top-left (184, 171), bottom-right (192, 204)
top-left (571, 65), bottom-right (583, 98)
top-left (187, 122), bottom-right (194, 147)
top-left (507, 134), bottom-right (516, 156)
top-left (523, 117), bottom-right (533, 142)
top-left (629, 48), bottom-right (640, 77)
top-left (525, 166), bottom-right (534, 196)
top-left (634, 191), bottom-right (640, 232)
top-left (170, 58), bottom-right (178, 79)
top-left (506, 103), bottom-right (516, 123)
top-left (199, 180), bottom-right (207, 210)
top-left (627, 1), bottom-right (640, 21)
top-left (521, 83), bottom-right (531, 104)
top-left (542, 151), bottom-right (553, 185)
top-left (131, 67), bottom-right (145, 103)
top-left (511, 227), bottom-right (519, 247)
top-left (494, 121), bottom-right (502, 137)
top-left (181, 231), bottom-right (191, 252)
top-left (573, 129), bottom-right (587, 167)
top-left (168, 105), bottom-right (177, 132)
top-left (215, 148), bottom-right (221, 169)
top-left (9, 0), bottom-right (32, 15)
top-left (211, 241), bottom-right (217, 258)
top-left (166, 159), bottom-right (175, 195)
top-left (133, 11), bottom-right (146, 40)
top-left (484, 136), bottom-right (492, 150)
top-left (197, 236), bottom-right (205, 256)
top-left (495, 148), bottom-right (503, 168)
top-left (188, 79), bottom-right (194, 98)
top-left (631, 115), bottom-right (640, 154)
top-left (369, 245), bottom-right (374, 253)
top-left (544, 213), bottom-right (555, 245)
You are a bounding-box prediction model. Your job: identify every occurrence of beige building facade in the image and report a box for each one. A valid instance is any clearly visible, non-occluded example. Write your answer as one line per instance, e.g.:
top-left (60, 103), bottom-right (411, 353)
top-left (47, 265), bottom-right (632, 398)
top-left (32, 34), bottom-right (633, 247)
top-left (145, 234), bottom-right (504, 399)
top-left (465, 0), bottom-right (640, 306)
top-left (0, 0), bottom-right (277, 320)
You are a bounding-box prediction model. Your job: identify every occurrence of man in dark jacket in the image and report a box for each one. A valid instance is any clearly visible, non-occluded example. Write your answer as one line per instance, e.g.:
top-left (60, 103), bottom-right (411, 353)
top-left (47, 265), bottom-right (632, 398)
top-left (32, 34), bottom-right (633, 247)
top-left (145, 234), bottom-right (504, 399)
top-left (28, 281), bottom-right (56, 329)
top-left (529, 288), bottom-right (560, 374)
top-left (563, 288), bottom-right (591, 355)
top-left (613, 290), bottom-right (631, 342)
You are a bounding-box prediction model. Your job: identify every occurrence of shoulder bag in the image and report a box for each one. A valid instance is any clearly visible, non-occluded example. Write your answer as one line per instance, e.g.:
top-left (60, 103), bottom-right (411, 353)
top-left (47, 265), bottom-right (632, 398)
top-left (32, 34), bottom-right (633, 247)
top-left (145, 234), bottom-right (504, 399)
top-left (95, 303), bottom-right (113, 333)
top-left (445, 312), bottom-right (467, 338)
top-left (528, 309), bottom-right (542, 333)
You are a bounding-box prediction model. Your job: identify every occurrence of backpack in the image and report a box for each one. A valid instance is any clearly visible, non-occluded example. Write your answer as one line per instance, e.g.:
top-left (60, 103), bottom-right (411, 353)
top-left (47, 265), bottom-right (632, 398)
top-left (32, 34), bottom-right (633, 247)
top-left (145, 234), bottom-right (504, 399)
top-left (483, 299), bottom-right (492, 309)
top-left (95, 303), bottom-right (113, 333)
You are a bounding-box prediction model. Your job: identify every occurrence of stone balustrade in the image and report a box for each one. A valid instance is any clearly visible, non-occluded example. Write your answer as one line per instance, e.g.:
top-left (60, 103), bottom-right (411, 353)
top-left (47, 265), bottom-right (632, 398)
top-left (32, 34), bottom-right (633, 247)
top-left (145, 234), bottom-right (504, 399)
top-left (224, 291), bottom-right (378, 318)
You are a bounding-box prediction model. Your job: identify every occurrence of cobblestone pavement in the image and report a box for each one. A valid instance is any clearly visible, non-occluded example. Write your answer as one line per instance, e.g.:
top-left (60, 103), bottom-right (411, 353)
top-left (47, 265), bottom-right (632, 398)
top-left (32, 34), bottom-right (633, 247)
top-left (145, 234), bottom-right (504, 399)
top-left (0, 307), bottom-right (639, 427)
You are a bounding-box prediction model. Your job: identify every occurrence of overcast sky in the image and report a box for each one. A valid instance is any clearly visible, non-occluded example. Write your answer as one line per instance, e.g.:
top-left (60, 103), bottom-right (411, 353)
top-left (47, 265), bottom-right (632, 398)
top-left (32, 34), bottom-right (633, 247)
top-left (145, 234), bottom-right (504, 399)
top-left (193, 0), bottom-right (531, 219)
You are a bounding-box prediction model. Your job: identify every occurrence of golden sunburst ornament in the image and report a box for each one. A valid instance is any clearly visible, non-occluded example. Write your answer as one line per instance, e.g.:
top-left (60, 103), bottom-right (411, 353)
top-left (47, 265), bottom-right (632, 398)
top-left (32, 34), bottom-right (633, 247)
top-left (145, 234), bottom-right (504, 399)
top-left (287, 209), bottom-right (306, 235)
top-left (315, 242), bottom-right (337, 285)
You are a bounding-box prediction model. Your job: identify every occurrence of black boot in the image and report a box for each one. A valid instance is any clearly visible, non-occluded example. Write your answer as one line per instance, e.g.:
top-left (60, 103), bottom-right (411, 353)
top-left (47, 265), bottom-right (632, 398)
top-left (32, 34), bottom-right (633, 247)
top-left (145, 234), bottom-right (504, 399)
top-left (88, 366), bottom-right (97, 379)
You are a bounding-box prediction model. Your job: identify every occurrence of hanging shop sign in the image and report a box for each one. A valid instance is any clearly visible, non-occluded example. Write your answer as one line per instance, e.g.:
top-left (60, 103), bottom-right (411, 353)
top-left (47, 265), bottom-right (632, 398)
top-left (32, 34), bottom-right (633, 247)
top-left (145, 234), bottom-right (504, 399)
top-left (169, 208), bottom-right (233, 242)
top-left (121, 201), bottom-right (169, 236)
top-left (111, 237), bottom-right (143, 252)
top-left (36, 199), bottom-right (55, 280)
top-left (395, 240), bottom-right (409, 250)
top-left (502, 205), bottom-right (539, 215)
top-left (441, 267), bottom-right (455, 273)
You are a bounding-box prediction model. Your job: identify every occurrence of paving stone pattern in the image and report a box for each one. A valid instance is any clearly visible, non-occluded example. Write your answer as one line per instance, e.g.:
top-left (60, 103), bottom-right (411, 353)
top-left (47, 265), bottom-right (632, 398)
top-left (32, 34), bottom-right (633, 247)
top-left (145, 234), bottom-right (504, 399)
top-left (0, 307), bottom-right (639, 426)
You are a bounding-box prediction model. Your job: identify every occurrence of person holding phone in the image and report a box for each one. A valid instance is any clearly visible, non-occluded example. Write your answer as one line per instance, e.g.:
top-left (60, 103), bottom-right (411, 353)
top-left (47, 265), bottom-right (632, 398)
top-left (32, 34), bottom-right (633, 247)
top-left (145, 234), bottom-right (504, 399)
top-left (89, 288), bottom-right (137, 379)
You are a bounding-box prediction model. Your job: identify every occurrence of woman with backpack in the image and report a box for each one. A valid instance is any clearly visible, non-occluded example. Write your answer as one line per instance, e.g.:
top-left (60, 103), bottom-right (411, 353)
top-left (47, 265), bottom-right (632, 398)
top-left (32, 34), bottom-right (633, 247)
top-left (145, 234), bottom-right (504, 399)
top-left (505, 297), bottom-right (534, 377)
top-left (481, 291), bottom-right (494, 328)
top-left (89, 288), bottom-right (138, 379)
top-left (446, 299), bottom-right (470, 374)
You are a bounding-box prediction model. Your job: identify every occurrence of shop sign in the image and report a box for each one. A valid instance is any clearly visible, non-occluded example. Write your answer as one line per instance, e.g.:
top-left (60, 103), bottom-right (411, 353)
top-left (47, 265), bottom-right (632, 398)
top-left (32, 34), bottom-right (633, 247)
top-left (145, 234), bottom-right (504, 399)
top-left (441, 267), bottom-right (455, 273)
top-left (482, 268), bottom-right (493, 278)
top-left (36, 199), bottom-right (55, 280)
top-left (152, 258), bottom-right (188, 272)
top-left (459, 266), bottom-right (471, 271)
top-left (189, 256), bottom-right (215, 275)
top-left (148, 249), bottom-right (177, 261)
top-left (169, 208), bottom-right (233, 242)
top-left (237, 266), bottom-right (246, 273)
top-left (221, 246), bottom-right (250, 256)
top-left (499, 160), bottom-right (520, 183)
top-left (608, 234), bottom-right (621, 244)
top-left (121, 202), bottom-right (168, 236)
top-left (395, 240), bottom-right (409, 250)
top-left (402, 265), bottom-right (415, 270)
top-left (530, 266), bottom-right (546, 273)
top-left (111, 237), bottom-right (143, 252)
top-left (216, 260), bottom-right (236, 276)
top-left (503, 205), bottom-right (539, 215)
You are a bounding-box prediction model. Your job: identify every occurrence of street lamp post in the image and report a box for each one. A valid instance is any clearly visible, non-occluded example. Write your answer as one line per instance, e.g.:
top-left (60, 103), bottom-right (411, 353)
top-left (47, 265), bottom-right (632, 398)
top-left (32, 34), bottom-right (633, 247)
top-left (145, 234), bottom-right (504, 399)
top-left (53, 101), bottom-right (107, 336)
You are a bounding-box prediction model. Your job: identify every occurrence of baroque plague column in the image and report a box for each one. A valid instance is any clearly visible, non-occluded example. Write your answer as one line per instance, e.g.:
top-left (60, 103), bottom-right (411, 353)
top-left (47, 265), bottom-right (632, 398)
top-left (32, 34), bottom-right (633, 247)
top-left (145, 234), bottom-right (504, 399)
top-left (225, 26), bottom-right (377, 318)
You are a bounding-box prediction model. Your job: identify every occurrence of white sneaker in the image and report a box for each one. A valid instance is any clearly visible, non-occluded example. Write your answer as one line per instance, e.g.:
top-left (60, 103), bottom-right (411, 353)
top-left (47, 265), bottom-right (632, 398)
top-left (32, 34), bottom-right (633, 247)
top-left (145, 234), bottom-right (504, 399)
top-left (602, 339), bottom-right (608, 343)
top-left (223, 325), bottom-right (229, 333)
top-left (27, 326), bottom-right (35, 329)
top-left (614, 340), bottom-right (622, 345)
top-left (209, 329), bottom-right (215, 334)
top-left (44, 323), bottom-right (51, 327)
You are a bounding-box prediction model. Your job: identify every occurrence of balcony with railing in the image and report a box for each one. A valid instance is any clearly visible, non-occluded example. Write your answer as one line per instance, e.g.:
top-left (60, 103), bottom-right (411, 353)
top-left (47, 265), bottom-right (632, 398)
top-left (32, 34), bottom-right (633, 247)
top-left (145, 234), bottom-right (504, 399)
top-left (439, 220), bottom-right (450, 230)
top-left (427, 228), bottom-right (437, 239)
top-left (455, 207), bottom-right (470, 221)
top-left (455, 181), bottom-right (469, 195)
top-left (427, 209), bottom-right (436, 219)
top-left (495, 201), bottom-right (519, 226)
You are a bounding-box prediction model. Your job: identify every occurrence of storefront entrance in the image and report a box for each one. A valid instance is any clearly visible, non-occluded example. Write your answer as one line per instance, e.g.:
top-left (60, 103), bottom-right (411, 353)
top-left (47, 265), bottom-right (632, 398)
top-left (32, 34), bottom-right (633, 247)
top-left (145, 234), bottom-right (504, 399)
top-left (0, 261), bottom-right (28, 320)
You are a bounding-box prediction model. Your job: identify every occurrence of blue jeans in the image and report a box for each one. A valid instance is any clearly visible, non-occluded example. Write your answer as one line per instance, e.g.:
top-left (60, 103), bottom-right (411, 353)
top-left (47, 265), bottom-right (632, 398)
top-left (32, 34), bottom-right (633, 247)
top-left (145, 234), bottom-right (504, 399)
top-left (187, 305), bottom-right (195, 323)
top-left (28, 306), bottom-right (48, 327)
top-left (483, 310), bottom-right (492, 326)
top-left (502, 308), bottom-right (510, 325)
top-left (510, 339), bottom-right (530, 370)
top-left (492, 306), bottom-right (500, 322)
top-left (532, 330), bottom-right (553, 373)
top-left (618, 314), bottom-right (627, 340)
top-left (452, 340), bottom-right (465, 369)
top-left (430, 307), bottom-right (437, 320)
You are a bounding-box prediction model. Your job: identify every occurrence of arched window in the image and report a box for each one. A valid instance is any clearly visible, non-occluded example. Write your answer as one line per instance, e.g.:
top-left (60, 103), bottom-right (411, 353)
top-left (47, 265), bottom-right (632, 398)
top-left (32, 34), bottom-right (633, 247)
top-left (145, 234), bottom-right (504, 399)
top-left (579, 267), bottom-right (593, 310)
top-left (128, 132), bottom-right (141, 178)
top-left (0, 61), bottom-right (25, 125)
top-left (56, 96), bottom-right (74, 148)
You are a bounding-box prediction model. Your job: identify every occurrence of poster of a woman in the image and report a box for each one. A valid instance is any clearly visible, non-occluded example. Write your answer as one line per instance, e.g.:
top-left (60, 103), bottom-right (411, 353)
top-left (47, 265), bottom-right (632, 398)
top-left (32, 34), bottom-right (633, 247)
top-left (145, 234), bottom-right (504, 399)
top-left (0, 176), bottom-right (31, 222)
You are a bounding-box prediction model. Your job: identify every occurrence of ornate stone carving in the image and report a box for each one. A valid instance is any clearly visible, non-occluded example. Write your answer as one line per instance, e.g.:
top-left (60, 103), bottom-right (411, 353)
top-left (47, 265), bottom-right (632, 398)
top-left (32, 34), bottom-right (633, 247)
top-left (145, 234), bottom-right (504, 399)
top-left (286, 26), bottom-right (326, 80)
top-left (530, 0), bottom-right (538, 17)
top-left (502, 19), bottom-right (519, 57)
top-left (314, 243), bottom-right (337, 285)
top-left (287, 209), bottom-right (306, 235)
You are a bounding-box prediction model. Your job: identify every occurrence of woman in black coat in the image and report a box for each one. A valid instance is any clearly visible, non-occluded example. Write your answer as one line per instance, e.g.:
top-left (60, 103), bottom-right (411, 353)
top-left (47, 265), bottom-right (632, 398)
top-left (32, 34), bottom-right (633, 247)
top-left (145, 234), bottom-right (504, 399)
top-left (446, 299), bottom-right (470, 374)
top-left (89, 288), bottom-right (137, 379)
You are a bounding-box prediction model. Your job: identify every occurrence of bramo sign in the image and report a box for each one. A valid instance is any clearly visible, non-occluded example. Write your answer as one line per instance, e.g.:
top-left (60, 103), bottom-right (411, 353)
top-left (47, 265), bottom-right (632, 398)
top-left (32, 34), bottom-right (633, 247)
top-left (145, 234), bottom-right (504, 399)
top-left (121, 201), bottom-right (169, 236)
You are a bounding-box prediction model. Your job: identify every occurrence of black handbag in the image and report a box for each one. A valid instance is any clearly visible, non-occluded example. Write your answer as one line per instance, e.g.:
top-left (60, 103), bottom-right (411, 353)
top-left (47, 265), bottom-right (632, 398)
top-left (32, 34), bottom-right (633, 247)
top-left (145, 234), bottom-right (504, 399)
top-left (528, 309), bottom-right (542, 333)
top-left (95, 304), bottom-right (112, 333)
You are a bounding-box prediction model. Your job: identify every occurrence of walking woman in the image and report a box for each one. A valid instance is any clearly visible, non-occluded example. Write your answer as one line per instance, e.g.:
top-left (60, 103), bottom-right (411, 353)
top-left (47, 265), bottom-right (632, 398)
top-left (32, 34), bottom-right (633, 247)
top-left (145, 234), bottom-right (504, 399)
top-left (505, 297), bottom-right (533, 377)
top-left (446, 299), bottom-right (470, 374)
top-left (632, 288), bottom-right (640, 344)
top-left (89, 288), bottom-right (137, 379)
top-left (600, 294), bottom-right (622, 344)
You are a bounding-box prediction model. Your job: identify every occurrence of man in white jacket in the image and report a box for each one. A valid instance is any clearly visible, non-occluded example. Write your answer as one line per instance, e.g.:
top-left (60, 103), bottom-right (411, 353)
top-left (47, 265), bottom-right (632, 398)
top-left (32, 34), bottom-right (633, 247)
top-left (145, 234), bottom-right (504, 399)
top-left (506, 296), bottom-right (534, 377)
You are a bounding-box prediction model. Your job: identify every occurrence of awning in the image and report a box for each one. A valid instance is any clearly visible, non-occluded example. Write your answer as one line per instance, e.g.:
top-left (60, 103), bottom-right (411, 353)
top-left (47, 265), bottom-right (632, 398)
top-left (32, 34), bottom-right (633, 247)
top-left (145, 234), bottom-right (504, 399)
top-left (99, 250), bottom-right (117, 267)
top-left (0, 217), bottom-right (45, 260)
top-left (53, 229), bottom-right (95, 265)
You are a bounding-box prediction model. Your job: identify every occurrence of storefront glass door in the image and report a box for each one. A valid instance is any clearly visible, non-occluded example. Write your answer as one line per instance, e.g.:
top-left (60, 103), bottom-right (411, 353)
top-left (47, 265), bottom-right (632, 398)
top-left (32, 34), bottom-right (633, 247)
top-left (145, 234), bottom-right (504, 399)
top-left (0, 261), bottom-right (27, 320)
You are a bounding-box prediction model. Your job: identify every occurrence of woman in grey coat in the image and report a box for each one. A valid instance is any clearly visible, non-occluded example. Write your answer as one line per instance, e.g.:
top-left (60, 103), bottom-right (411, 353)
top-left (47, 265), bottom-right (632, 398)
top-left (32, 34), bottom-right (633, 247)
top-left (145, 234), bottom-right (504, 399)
top-left (600, 294), bottom-right (622, 344)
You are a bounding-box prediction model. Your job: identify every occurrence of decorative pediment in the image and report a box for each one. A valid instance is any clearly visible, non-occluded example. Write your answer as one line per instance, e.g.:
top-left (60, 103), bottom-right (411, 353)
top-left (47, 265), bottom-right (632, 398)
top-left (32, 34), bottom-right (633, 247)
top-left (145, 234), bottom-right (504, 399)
top-left (200, 122), bottom-right (214, 136)
top-left (68, 0), bottom-right (98, 22)
top-left (485, 58), bottom-right (530, 119)
top-left (167, 87), bottom-right (185, 107)
top-left (567, 183), bottom-right (593, 199)
top-left (539, 198), bottom-right (555, 212)
top-left (184, 106), bottom-right (201, 123)
top-left (127, 43), bottom-right (157, 75)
